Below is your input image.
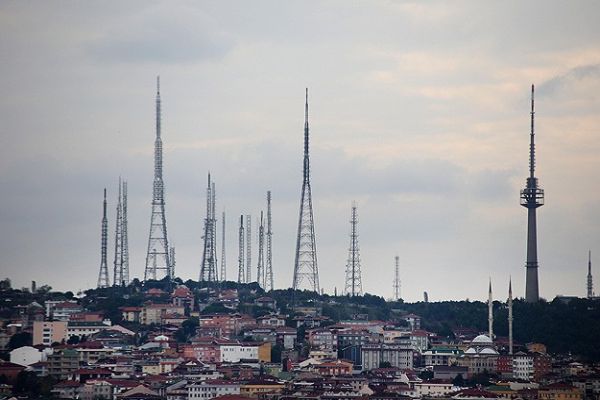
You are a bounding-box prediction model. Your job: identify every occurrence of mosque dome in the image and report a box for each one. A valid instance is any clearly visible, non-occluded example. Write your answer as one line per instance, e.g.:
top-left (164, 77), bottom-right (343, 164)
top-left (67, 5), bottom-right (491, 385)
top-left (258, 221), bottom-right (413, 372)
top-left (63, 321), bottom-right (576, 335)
top-left (471, 334), bottom-right (493, 345)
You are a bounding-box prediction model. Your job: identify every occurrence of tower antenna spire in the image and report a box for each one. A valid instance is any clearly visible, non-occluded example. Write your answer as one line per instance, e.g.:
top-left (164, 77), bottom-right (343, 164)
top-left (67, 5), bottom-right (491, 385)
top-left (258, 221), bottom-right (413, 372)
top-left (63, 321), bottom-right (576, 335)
top-left (97, 189), bottom-right (110, 288)
top-left (508, 276), bottom-right (513, 354)
top-left (200, 172), bottom-right (218, 282)
top-left (293, 88), bottom-right (320, 293)
top-left (393, 255), bottom-right (400, 301)
top-left (521, 84), bottom-right (544, 302)
top-left (588, 250), bottom-right (594, 298)
top-left (265, 191), bottom-right (274, 291)
top-left (145, 77), bottom-right (171, 281)
top-left (344, 201), bottom-right (363, 296)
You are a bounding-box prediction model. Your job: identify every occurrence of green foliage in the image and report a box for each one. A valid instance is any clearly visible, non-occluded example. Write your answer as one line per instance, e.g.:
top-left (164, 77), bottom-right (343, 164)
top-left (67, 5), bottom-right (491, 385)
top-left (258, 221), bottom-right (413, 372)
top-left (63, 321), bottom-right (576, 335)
top-left (271, 343), bottom-right (283, 363)
top-left (379, 361), bottom-right (392, 368)
top-left (452, 373), bottom-right (465, 387)
top-left (8, 332), bottom-right (32, 350)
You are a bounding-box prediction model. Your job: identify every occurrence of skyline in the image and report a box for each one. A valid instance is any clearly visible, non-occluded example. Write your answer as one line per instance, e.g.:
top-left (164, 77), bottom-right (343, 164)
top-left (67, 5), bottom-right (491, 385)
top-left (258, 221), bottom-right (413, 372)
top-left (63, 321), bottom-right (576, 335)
top-left (1, 2), bottom-right (599, 301)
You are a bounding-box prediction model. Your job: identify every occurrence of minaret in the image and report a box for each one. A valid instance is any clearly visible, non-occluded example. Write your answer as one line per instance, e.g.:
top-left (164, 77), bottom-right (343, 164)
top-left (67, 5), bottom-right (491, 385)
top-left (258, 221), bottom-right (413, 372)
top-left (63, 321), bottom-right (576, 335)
top-left (393, 256), bottom-right (401, 301)
top-left (144, 76), bottom-right (171, 281)
top-left (508, 277), bottom-right (513, 355)
top-left (488, 279), bottom-right (493, 339)
top-left (344, 202), bottom-right (363, 296)
top-left (521, 85), bottom-right (544, 302)
top-left (97, 189), bottom-right (110, 288)
top-left (587, 251), bottom-right (593, 298)
top-left (292, 88), bottom-right (320, 292)
top-left (200, 173), bottom-right (218, 282)
top-left (265, 191), bottom-right (274, 291)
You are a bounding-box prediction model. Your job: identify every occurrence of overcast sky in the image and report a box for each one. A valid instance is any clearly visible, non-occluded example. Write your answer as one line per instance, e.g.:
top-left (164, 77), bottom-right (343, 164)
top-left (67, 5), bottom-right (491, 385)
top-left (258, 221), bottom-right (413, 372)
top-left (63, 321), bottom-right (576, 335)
top-left (1, 1), bottom-right (599, 302)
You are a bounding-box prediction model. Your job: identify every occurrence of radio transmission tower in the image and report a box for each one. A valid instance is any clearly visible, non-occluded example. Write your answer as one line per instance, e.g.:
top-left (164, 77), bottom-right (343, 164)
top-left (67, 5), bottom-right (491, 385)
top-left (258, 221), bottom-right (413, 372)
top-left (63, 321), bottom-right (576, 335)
top-left (292, 89), bottom-right (319, 292)
top-left (144, 76), bottom-right (172, 281)
top-left (265, 191), bottom-right (274, 291)
top-left (97, 189), bottom-right (110, 288)
top-left (393, 256), bottom-right (400, 301)
top-left (344, 202), bottom-right (362, 296)
top-left (238, 215), bottom-right (245, 283)
top-left (169, 246), bottom-right (176, 279)
top-left (221, 211), bottom-right (227, 281)
top-left (521, 85), bottom-right (544, 302)
top-left (121, 181), bottom-right (129, 285)
top-left (113, 178), bottom-right (129, 286)
top-left (246, 215), bottom-right (252, 283)
top-left (257, 212), bottom-right (265, 288)
top-left (200, 173), bottom-right (218, 282)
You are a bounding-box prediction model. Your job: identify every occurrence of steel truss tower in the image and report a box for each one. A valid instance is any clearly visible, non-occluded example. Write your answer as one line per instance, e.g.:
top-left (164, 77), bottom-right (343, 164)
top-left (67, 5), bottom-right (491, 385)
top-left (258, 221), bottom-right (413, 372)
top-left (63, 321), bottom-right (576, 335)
top-left (292, 89), bottom-right (319, 292)
top-left (520, 85), bottom-right (544, 302)
top-left (221, 212), bottom-right (226, 281)
top-left (508, 277), bottom-right (513, 355)
top-left (588, 251), bottom-right (593, 298)
top-left (145, 76), bottom-right (172, 281)
top-left (113, 178), bottom-right (129, 286)
top-left (200, 174), bottom-right (218, 282)
top-left (97, 189), bottom-right (110, 288)
top-left (344, 202), bottom-right (363, 296)
top-left (265, 191), bottom-right (274, 291)
top-left (238, 215), bottom-right (245, 283)
top-left (246, 215), bottom-right (252, 283)
top-left (393, 256), bottom-right (400, 301)
top-left (257, 212), bottom-right (265, 288)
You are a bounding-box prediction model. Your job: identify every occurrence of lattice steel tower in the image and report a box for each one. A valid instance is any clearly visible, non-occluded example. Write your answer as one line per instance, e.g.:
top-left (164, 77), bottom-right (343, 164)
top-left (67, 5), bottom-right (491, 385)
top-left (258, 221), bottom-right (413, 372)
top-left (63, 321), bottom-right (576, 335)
top-left (246, 215), bottom-right (252, 283)
top-left (292, 89), bottom-right (319, 292)
top-left (221, 211), bottom-right (227, 281)
top-left (265, 191), bottom-right (274, 291)
top-left (520, 85), bottom-right (544, 302)
top-left (344, 202), bottom-right (362, 296)
top-left (238, 215), bottom-right (245, 283)
top-left (113, 178), bottom-right (129, 286)
top-left (393, 256), bottom-right (400, 301)
top-left (588, 251), bottom-right (593, 298)
top-left (200, 173), bottom-right (218, 282)
top-left (257, 212), bottom-right (265, 288)
top-left (145, 76), bottom-right (172, 281)
top-left (97, 189), bottom-right (110, 288)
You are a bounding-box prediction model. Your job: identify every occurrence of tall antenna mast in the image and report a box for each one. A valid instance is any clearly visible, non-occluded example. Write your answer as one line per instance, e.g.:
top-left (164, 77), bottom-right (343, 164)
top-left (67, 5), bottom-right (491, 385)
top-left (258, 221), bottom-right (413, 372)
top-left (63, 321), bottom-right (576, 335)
top-left (508, 277), bottom-right (513, 355)
top-left (169, 246), bottom-right (176, 279)
top-left (246, 215), bottom-right (252, 283)
top-left (265, 191), bottom-right (274, 291)
top-left (588, 250), bottom-right (594, 298)
top-left (113, 178), bottom-right (124, 286)
top-left (238, 215), bottom-right (245, 283)
top-left (145, 76), bottom-right (171, 281)
top-left (200, 173), bottom-right (218, 282)
top-left (488, 279), bottom-right (494, 339)
top-left (520, 84), bottom-right (544, 302)
top-left (344, 202), bottom-right (363, 296)
top-left (257, 212), bottom-right (265, 288)
top-left (121, 180), bottom-right (129, 286)
top-left (221, 211), bottom-right (226, 281)
top-left (393, 256), bottom-right (400, 301)
top-left (97, 189), bottom-right (110, 288)
top-left (293, 88), bottom-right (320, 292)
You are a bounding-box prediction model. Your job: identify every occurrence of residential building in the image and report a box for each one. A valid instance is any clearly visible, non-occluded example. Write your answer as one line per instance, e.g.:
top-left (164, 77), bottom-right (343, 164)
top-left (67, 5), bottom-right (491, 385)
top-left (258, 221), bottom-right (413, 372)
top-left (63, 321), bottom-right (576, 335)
top-left (47, 348), bottom-right (79, 380)
top-left (361, 343), bottom-right (414, 371)
top-left (188, 379), bottom-right (241, 399)
top-left (33, 320), bottom-right (68, 346)
top-left (513, 352), bottom-right (534, 381)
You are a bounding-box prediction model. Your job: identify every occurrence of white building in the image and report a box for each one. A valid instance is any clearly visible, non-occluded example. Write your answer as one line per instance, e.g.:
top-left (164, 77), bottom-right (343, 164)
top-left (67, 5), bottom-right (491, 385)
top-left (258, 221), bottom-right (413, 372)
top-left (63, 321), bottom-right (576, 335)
top-left (67, 320), bottom-right (112, 339)
top-left (188, 379), bottom-right (240, 399)
top-left (513, 352), bottom-right (534, 381)
top-left (10, 346), bottom-right (52, 366)
top-left (220, 343), bottom-right (258, 362)
top-left (414, 381), bottom-right (455, 397)
top-left (361, 343), bottom-right (413, 371)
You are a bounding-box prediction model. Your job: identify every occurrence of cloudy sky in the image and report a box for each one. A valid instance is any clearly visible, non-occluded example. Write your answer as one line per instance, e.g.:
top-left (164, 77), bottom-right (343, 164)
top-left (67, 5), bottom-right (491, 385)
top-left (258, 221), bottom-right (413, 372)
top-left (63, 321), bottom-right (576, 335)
top-left (1, 1), bottom-right (599, 302)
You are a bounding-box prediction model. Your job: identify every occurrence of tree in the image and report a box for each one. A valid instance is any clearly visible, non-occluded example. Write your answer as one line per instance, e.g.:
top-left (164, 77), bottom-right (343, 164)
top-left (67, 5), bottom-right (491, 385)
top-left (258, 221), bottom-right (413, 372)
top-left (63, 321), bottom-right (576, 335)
top-left (8, 332), bottom-right (32, 350)
top-left (452, 374), bottom-right (465, 387)
top-left (271, 344), bottom-right (283, 363)
top-left (379, 361), bottom-right (392, 368)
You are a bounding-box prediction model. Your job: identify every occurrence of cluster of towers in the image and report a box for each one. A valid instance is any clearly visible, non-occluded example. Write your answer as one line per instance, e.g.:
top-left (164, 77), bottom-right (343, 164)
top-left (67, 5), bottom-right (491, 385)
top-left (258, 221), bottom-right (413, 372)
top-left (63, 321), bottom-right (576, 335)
top-left (96, 80), bottom-right (595, 303)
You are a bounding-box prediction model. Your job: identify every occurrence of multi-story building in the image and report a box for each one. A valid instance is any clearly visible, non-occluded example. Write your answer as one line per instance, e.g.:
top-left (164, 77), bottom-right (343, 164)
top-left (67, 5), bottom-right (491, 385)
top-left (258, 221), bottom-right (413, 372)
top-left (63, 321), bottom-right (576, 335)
top-left (120, 307), bottom-right (142, 323)
top-left (539, 383), bottom-right (583, 400)
top-left (414, 380), bottom-right (455, 397)
top-left (47, 348), bottom-right (79, 380)
top-left (422, 347), bottom-right (462, 366)
top-left (240, 379), bottom-right (285, 398)
top-left (52, 301), bottom-right (83, 321)
top-left (533, 352), bottom-right (552, 381)
top-left (337, 329), bottom-right (372, 367)
top-left (361, 343), bottom-right (413, 371)
top-left (308, 328), bottom-right (337, 352)
top-left (513, 352), bottom-right (534, 381)
top-left (219, 341), bottom-right (271, 363)
top-left (257, 314), bottom-right (286, 327)
top-left (188, 379), bottom-right (240, 399)
top-left (410, 330), bottom-right (430, 351)
top-left (33, 321), bottom-right (68, 346)
top-left (67, 320), bottom-right (113, 339)
top-left (141, 304), bottom-right (185, 325)
top-left (171, 285), bottom-right (195, 314)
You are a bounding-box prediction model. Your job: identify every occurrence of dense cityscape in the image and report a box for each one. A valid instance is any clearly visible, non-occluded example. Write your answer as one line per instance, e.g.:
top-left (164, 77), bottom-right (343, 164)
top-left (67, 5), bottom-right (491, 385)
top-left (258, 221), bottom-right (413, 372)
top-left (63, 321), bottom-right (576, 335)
top-left (2, 2), bottom-right (600, 400)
